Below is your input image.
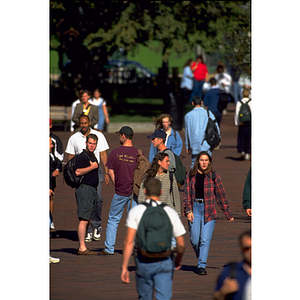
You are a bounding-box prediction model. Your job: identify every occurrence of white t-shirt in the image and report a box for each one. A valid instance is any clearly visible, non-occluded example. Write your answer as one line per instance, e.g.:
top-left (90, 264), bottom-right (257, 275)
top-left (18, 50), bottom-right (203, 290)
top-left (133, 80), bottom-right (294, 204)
top-left (89, 97), bottom-right (106, 107)
top-left (65, 128), bottom-right (109, 163)
top-left (126, 199), bottom-right (186, 238)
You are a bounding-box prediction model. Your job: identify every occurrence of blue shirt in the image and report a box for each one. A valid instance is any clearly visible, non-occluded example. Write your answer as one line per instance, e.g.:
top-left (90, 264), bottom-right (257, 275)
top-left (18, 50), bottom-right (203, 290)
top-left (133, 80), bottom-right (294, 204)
top-left (180, 65), bottom-right (194, 90)
top-left (184, 107), bottom-right (220, 156)
top-left (215, 262), bottom-right (250, 300)
top-left (203, 87), bottom-right (221, 114)
top-left (148, 128), bottom-right (183, 163)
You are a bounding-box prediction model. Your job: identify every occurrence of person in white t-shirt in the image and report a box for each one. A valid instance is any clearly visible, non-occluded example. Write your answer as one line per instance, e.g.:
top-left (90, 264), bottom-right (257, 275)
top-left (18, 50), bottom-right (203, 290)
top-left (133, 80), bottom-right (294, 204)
top-left (121, 177), bottom-right (186, 299)
top-left (65, 114), bottom-right (110, 242)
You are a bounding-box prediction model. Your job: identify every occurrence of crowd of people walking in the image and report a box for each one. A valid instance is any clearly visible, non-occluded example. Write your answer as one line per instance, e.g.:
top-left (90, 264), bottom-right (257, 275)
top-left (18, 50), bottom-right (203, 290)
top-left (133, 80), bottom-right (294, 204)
top-left (49, 58), bottom-right (251, 299)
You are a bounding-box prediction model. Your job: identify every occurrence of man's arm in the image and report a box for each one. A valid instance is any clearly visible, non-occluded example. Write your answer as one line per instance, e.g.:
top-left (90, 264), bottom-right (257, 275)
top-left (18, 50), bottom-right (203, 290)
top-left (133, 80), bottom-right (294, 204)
top-left (108, 169), bottom-right (115, 185)
top-left (75, 161), bottom-right (98, 176)
top-left (100, 150), bottom-right (109, 185)
top-left (174, 235), bottom-right (185, 270)
top-left (121, 227), bottom-right (136, 284)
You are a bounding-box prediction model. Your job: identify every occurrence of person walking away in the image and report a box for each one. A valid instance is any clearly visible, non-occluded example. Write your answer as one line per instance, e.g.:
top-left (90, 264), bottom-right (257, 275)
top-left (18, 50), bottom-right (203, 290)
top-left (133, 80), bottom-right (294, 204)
top-left (89, 88), bottom-right (110, 132)
top-left (99, 126), bottom-right (140, 255)
top-left (184, 96), bottom-right (220, 168)
top-left (121, 177), bottom-right (186, 300)
top-left (65, 114), bottom-right (109, 242)
top-left (189, 55), bottom-right (209, 103)
top-left (183, 151), bottom-right (234, 275)
top-left (73, 134), bottom-right (100, 255)
top-left (148, 114), bottom-right (182, 164)
top-left (234, 89), bottom-right (252, 161)
top-left (203, 77), bottom-right (223, 126)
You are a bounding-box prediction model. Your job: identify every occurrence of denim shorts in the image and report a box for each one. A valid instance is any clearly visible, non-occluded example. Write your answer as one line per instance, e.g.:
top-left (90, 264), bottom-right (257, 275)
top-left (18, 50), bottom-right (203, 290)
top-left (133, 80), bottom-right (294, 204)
top-left (75, 184), bottom-right (98, 221)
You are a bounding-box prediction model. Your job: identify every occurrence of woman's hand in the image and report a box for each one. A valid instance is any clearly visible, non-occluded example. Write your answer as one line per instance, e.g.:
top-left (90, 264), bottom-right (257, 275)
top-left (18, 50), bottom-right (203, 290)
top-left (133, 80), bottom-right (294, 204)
top-left (187, 212), bottom-right (194, 223)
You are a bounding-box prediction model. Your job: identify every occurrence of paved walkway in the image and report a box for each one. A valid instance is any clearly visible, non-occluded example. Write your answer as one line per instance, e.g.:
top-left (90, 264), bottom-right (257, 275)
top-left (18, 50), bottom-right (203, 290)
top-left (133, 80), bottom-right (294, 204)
top-left (50, 103), bottom-right (251, 299)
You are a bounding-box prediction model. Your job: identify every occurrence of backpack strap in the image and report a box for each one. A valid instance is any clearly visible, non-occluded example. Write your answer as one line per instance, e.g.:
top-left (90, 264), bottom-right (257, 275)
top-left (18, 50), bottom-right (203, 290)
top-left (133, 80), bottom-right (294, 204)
top-left (130, 149), bottom-right (143, 209)
top-left (229, 262), bottom-right (237, 279)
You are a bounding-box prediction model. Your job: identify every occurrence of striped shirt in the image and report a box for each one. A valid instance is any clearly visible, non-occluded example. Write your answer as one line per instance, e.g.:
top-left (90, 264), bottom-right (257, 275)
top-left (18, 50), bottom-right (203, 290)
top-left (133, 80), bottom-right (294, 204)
top-left (138, 171), bottom-right (181, 216)
top-left (183, 171), bottom-right (233, 223)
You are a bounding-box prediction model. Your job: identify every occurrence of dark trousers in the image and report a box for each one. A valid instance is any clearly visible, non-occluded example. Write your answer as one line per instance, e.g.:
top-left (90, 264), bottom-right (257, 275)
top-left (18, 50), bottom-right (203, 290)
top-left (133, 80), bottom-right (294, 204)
top-left (237, 124), bottom-right (251, 154)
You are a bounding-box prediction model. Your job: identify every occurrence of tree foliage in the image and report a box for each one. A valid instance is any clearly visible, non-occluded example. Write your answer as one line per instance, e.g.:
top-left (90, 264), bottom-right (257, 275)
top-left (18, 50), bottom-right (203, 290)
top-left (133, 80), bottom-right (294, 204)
top-left (50, 1), bottom-right (250, 103)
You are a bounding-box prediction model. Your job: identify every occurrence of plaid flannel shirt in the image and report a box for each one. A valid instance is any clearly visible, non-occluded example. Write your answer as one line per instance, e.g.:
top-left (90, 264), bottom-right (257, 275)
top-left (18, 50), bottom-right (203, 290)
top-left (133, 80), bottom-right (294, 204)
top-left (183, 171), bottom-right (233, 223)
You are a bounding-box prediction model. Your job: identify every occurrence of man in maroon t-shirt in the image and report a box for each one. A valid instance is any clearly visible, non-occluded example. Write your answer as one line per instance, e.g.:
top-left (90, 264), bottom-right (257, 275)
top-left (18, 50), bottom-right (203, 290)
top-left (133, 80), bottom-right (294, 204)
top-left (99, 126), bottom-right (141, 255)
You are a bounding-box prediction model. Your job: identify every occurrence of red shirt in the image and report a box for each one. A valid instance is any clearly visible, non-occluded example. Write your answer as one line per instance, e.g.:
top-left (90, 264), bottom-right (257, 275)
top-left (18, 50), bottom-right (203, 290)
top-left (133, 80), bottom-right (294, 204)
top-left (191, 62), bottom-right (208, 81)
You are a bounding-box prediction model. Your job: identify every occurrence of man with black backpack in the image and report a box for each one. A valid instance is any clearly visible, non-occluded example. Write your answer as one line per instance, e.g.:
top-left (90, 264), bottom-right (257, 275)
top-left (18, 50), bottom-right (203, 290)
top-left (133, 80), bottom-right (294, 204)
top-left (121, 177), bottom-right (185, 299)
top-left (65, 115), bottom-right (109, 243)
top-left (184, 96), bottom-right (221, 168)
top-left (73, 134), bottom-right (100, 255)
top-left (234, 89), bottom-right (252, 161)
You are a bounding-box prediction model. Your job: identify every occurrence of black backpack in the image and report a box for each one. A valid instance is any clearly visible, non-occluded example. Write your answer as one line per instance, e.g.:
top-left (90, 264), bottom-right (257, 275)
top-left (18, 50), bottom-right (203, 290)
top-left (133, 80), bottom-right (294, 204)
top-left (238, 99), bottom-right (251, 124)
top-left (201, 110), bottom-right (221, 150)
top-left (63, 152), bottom-right (88, 188)
top-left (136, 200), bottom-right (173, 258)
top-left (217, 90), bottom-right (229, 112)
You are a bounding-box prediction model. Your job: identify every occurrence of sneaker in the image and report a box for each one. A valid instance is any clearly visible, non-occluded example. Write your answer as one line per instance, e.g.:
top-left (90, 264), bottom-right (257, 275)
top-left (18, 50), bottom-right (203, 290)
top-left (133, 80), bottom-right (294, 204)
top-left (49, 256), bottom-right (60, 264)
top-left (245, 154), bottom-right (250, 161)
top-left (198, 267), bottom-right (207, 275)
top-left (93, 227), bottom-right (102, 241)
top-left (50, 222), bottom-right (55, 230)
top-left (85, 232), bottom-right (93, 243)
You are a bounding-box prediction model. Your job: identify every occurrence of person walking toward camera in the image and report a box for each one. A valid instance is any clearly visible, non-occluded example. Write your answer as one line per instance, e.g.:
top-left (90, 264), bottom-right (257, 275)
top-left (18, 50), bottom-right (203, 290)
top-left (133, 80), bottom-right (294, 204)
top-left (73, 134), bottom-right (100, 255)
top-left (183, 151), bottom-right (234, 275)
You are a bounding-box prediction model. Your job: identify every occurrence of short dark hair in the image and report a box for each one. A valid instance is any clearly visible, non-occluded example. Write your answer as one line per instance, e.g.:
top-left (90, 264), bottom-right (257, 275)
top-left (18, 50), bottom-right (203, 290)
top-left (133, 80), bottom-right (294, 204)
top-left (209, 77), bottom-right (217, 86)
top-left (192, 96), bottom-right (202, 105)
top-left (144, 177), bottom-right (162, 197)
top-left (86, 133), bottom-right (98, 143)
top-left (79, 114), bottom-right (90, 122)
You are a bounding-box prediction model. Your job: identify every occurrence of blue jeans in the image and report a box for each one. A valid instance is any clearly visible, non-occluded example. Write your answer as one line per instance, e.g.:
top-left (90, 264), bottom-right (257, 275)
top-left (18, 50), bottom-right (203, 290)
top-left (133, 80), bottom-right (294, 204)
top-left (188, 202), bottom-right (215, 268)
top-left (135, 255), bottom-right (174, 300)
top-left (104, 193), bottom-right (137, 254)
top-left (190, 79), bottom-right (205, 103)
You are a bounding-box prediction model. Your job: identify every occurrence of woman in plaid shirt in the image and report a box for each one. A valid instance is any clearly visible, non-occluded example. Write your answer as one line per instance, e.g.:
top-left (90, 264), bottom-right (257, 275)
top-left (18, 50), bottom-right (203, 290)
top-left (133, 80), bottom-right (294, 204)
top-left (183, 151), bottom-right (234, 275)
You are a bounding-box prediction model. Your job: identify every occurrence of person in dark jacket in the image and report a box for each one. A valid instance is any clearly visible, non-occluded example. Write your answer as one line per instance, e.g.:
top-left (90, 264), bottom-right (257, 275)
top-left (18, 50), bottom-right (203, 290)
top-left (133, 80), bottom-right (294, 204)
top-left (203, 77), bottom-right (222, 125)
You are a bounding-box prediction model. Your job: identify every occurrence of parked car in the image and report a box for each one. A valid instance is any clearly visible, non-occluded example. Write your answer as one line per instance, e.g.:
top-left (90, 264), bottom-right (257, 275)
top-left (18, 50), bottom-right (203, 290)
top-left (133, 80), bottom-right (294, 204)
top-left (100, 60), bottom-right (157, 97)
